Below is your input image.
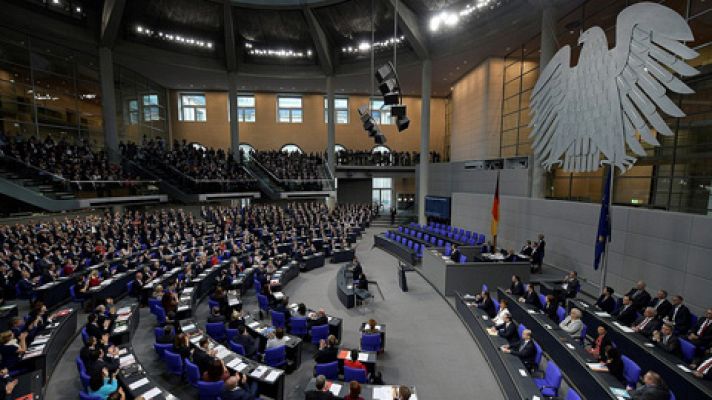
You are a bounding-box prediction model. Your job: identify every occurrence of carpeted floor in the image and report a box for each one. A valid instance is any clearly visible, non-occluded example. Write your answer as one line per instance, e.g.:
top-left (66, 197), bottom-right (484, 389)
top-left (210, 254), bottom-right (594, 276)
top-left (46, 227), bottom-right (510, 400)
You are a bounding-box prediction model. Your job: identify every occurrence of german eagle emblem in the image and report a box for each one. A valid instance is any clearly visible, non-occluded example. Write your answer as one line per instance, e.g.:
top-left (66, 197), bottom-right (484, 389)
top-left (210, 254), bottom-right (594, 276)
top-left (529, 2), bottom-right (699, 173)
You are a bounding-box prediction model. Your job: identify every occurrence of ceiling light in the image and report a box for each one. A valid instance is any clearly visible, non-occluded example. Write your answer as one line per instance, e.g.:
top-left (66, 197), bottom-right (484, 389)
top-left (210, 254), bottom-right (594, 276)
top-left (75, 7), bottom-right (81, 13)
top-left (52, 0), bottom-right (60, 4)
top-left (358, 42), bottom-right (371, 51)
top-left (136, 26), bottom-right (144, 33)
top-left (429, 0), bottom-right (501, 33)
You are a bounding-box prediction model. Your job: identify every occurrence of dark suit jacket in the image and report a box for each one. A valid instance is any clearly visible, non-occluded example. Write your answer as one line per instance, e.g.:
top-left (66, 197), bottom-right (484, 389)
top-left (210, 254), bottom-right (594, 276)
top-left (314, 346), bottom-right (338, 364)
top-left (207, 315), bottom-right (226, 324)
top-left (649, 299), bottom-right (672, 320)
top-left (630, 384), bottom-right (670, 400)
top-left (509, 339), bottom-right (536, 370)
top-left (633, 316), bottom-right (661, 338)
top-left (626, 288), bottom-right (652, 312)
top-left (192, 347), bottom-right (212, 373)
top-left (305, 390), bottom-right (335, 400)
top-left (308, 316), bottom-right (328, 329)
top-left (524, 291), bottom-right (542, 309)
top-left (510, 282), bottom-right (525, 296)
top-left (220, 387), bottom-right (256, 400)
top-left (478, 298), bottom-right (496, 318)
top-left (498, 322), bottom-right (518, 344)
top-left (450, 249), bottom-right (461, 262)
top-left (614, 304), bottom-right (638, 326)
top-left (596, 295), bottom-right (616, 314)
top-left (689, 317), bottom-right (712, 345)
top-left (655, 334), bottom-right (681, 358)
top-left (543, 302), bottom-right (558, 322)
top-left (234, 334), bottom-right (257, 357)
top-left (668, 305), bottom-right (692, 334)
top-left (156, 333), bottom-right (175, 344)
top-left (563, 279), bottom-right (579, 298)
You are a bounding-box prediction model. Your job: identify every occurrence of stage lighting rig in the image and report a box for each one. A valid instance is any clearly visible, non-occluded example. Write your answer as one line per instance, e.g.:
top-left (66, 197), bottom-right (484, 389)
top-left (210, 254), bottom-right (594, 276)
top-left (375, 61), bottom-right (409, 132)
top-left (358, 105), bottom-right (387, 144)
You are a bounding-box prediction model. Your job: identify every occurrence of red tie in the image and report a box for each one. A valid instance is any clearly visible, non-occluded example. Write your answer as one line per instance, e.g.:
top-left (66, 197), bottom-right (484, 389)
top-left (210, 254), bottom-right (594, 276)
top-left (698, 357), bottom-right (712, 374)
top-left (698, 320), bottom-right (710, 336)
top-left (638, 317), bottom-right (650, 330)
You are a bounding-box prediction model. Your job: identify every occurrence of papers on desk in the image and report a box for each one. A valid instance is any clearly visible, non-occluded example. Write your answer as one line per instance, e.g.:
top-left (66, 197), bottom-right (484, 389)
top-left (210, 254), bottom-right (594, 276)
top-left (264, 370), bottom-right (281, 383)
top-left (358, 352), bottom-right (369, 362)
top-left (346, 285), bottom-right (353, 290)
top-left (228, 298), bottom-right (239, 306)
top-left (609, 387), bottom-right (631, 399)
top-left (565, 343), bottom-right (575, 350)
top-left (328, 382), bottom-right (342, 396)
top-left (595, 311), bottom-right (612, 318)
top-left (482, 315), bottom-right (489, 321)
top-left (518, 369), bottom-right (528, 377)
top-left (248, 321), bottom-right (260, 329)
top-left (544, 324), bottom-right (553, 330)
top-left (31, 335), bottom-right (51, 346)
top-left (372, 386), bottom-right (393, 400)
top-left (526, 309), bottom-right (537, 314)
top-left (119, 355), bottom-right (135, 367)
top-left (177, 305), bottom-right (190, 312)
top-left (215, 346), bottom-right (230, 360)
top-left (119, 348), bottom-right (128, 356)
top-left (113, 325), bottom-right (128, 334)
top-left (644, 343), bottom-right (655, 348)
top-left (226, 359), bottom-right (241, 370)
top-left (487, 329), bottom-right (498, 336)
top-left (613, 322), bottom-right (635, 333)
top-left (677, 364), bottom-right (692, 373)
top-left (375, 325), bottom-right (382, 330)
top-left (182, 323), bottom-right (196, 331)
top-left (587, 362), bottom-right (609, 372)
top-left (141, 387), bottom-right (162, 400)
top-left (129, 377), bottom-right (150, 390)
top-left (189, 335), bottom-right (204, 344)
top-left (250, 365), bottom-right (268, 379)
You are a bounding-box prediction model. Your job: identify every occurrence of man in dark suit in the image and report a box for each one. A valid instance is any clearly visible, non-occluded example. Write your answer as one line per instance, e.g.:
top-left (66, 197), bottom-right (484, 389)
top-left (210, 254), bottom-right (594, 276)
top-left (625, 281), bottom-right (652, 312)
top-left (191, 337), bottom-right (214, 374)
top-left (450, 245), bottom-right (461, 263)
top-left (207, 307), bottom-right (226, 323)
top-left (85, 313), bottom-right (110, 340)
top-left (502, 329), bottom-right (536, 370)
top-left (232, 326), bottom-right (258, 359)
top-left (305, 375), bottom-right (335, 400)
top-left (520, 240), bottom-right (533, 257)
top-left (493, 314), bottom-right (518, 344)
top-left (692, 351), bottom-right (712, 381)
top-left (665, 295), bottom-right (692, 335)
top-left (595, 286), bottom-right (617, 314)
top-left (614, 295), bottom-right (639, 326)
top-left (351, 259), bottom-right (362, 281)
top-left (221, 374), bottom-right (258, 400)
top-left (519, 285), bottom-right (542, 309)
top-left (649, 290), bottom-right (672, 320)
top-left (633, 307), bottom-right (662, 338)
top-left (652, 322), bottom-right (681, 358)
top-left (529, 243), bottom-right (543, 274)
top-left (507, 275), bottom-right (525, 297)
top-left (688, 308), bottom-right (712, 348)
top-left (628, 371), bottom-right (670, 400)
top-left (314, 335), bottom-right (339, 364)
top-left (561, 271), bottom-right (579, 299)
top-left (308, 310), bottom-right (329, 330)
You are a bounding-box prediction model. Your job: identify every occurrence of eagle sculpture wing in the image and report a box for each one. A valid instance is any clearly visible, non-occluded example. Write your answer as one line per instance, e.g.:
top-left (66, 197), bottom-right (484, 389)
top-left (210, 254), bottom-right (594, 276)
top-left (612, 2), bottom-right (699, 164)
top-left (528, 45), bottom-right (572, 170)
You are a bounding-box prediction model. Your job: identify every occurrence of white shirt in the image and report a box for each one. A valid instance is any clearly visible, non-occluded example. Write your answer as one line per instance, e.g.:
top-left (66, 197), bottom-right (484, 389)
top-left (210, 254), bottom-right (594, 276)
top-left (493, 308), bottom-right (511, 326)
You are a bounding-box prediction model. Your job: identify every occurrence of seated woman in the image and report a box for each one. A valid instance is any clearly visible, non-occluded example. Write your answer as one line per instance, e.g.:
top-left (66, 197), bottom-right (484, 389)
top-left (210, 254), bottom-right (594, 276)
top-left (152, 285), bottom-right (164, 301)
top-left (265, 328), bottom-right (287, 350)
top-left (587, 325), bottom-right (612, 362)
top-left (343, 349), bottom-right (367, 372)
top-left (492, 299), bottom-right (511, 326)
top-left (604, 346), bottom-right (625, 384)
top-left (87, 368), bottom-right (118, 400)
top-left (475, 291), bottom-right (497, 319)
top-left (172, 333), bottom-right (192, 360)
top-left (227, 310), bottom-right (245, 330)
top-left (344, 381), bottom-right (364, 400)
top-left (543, 295), bottom-right (559, 322)
top-left (202, 358), bottom-right (230, 382)
top-left (0, 331), bottom-right (26, 370)
top-left (87, 270), bottom-right (102, 288)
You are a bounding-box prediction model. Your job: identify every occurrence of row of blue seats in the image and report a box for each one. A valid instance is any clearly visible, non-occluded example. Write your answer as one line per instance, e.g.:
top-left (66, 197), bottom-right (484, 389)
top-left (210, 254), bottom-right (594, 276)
top-left (401, 225), bottom-right (485, 246)
top-left (413, 222), bottom-right (487, 244)
top-left (384, 232), bottom-right (425, 257)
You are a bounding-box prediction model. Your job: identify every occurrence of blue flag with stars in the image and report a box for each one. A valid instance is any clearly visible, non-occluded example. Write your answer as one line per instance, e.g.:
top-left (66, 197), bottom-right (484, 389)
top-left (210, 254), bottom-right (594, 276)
top-left (594, 167), bottom-right (612, 270)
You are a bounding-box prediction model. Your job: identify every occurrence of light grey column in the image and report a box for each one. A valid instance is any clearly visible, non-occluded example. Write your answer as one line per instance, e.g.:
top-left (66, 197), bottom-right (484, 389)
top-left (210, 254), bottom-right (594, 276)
top-left (326, 75), bottom-right (336, 180)
top-left (531, 5), bottom-right (557, 198)
top-left (98, 47), bottom-right (119, 163)
top-left (228, 72), bottom-right (240, 162)
top-left (418, 59), bottom-right (432, 225)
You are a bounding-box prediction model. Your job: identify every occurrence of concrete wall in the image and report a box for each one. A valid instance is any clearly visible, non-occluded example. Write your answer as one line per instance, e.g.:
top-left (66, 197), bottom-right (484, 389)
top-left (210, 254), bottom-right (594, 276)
top-left (169, 91), bottom-right (448, 154)
top-left (449, 58), bottom-right (504, 161)
top-left (422, 162), bottom-right (530, 198)
top-left (450, 192), bottom-right (712, 314)
top-left (337, 179), bottom-right (372, 204)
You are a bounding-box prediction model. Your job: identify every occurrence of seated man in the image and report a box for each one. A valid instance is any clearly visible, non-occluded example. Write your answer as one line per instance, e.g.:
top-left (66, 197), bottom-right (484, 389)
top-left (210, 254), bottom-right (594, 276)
top-left (207, 307), bottom-right (226, 324)
top-left (633, 307), bottom-right (661, 338)
top-left (305, 375), bottom-right (335, 400)
top-left (488, 313), bottom-right (518, 344)
top-left (221, 373), bottom-right (258, 400)
top-left (501, 329), bottom-right (536, 370)
top-left (613, 295), bottom-right (638, 326)
top-left (192, 337), bottom-right (215, 374)
top-left (232, 326), bottom-right (258, 359)
top-left (628, 371), bottom-right (670, 400)
top-left (519, 284), bottom-right (542, 309)
top-left (625, 281), bottom-right (651, 312)
top-left (559, 308), bottom-right (584, 339)
top-left (691, 348), bottom-right (712, 381)
top-left (651, 322), bottom-right (681, 358)
top-left (450, 245), bottom-right (461, 263)
top-left (307, 310), bottom-right (329, 329)
top-left (688, 308), bottom-right (712, 349)
top-left (561, 271), bottom-right (579, 299)
top-left (595, 286), bottom-right (617, 314)
top-left (664, 295), bottom-right (692, 335)
top-left (314, 335), bottom-right (339, 364)
top-left (649, 289), bottom-right (672, 319)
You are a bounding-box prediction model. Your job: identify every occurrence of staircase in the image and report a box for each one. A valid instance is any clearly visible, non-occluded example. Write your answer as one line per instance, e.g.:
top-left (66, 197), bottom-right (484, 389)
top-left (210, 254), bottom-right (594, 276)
top-left (0, 163), bottom-right (79, 211)
top-left (243, 160), bottom-right (284, 200)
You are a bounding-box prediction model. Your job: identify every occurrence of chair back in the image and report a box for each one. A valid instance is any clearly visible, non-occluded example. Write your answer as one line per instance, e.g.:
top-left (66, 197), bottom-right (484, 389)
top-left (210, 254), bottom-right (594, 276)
top-left (289, 317), bottom-right (308, 336)
top-left (198, 380), bottom-right (224, 400)
top-left (310, 324), bottom-right (329, 345)
top-left (579, 323), bottom-right (588, 344)
top-left (556, 306), bottom-right (566, 323)
top-left (622, 355), bottom-right (642, 387)
top-left (257, 294), bottom-right (270, 312)
top-left (690, 314), bottom-right (699, 329)
top-left (565, 388), bottom-right (582, 400)
top-left (148, 298), bottom-right (161, 314)
top-left (75, 355), bottom-right (86, 374)
top-left (79, 369), bottom-right (91, 390)
top-left (482, 284), bottom-right (489, 293)
top-left (207, 299), bottom-right (219, 311)
top-left (126, 281), bottom-right (134, 296)
top-left (669, 390), bottom-right (676, 400)
top-left (679, 338), bottom-right (696, 363)
top-left (544, 361), bottom-right (562, 395)
top-left (444, 243), bottom-right (452, 256)
top-left (81, 327), bottom-right (89, 345)
top-left (254, 280), bottom-right (262, 294)
top-left (154, 326), bottom-right (170, 340)
top-left (264, 345), bottom-right (286, 368)
top-left (492, 299), bottom-right (500, 313)
top-left (226, 328), bottom-right (238, 342)
top-left (315, 361), bottom-right (339, 380)
top-left (538, 294), bottom-right (546, 308)
top-left (271, 311), bottom-right (286, 328)
top-left (153, 343), bottom-right (172, 359)
top-left (163, 350), bottom-right (183, 376)
top-left (206, 322), bottom-right (226, 341)
top-left (534, 341), bottom-right (543, 366)
top-left (184, 358), bottom-right (200, 388)
top-left (229, 340), bottom-right (246, 355)
top-left (361, 333), bottom-right (382, 352)
top-left (344, 366), bottom-right (368, 383)
top-left (459, 254), bottom-right (467, 263)
top-left (154, 306), bottom-right (167, 324)
top-left (518, 323), bottom-right (526, 338)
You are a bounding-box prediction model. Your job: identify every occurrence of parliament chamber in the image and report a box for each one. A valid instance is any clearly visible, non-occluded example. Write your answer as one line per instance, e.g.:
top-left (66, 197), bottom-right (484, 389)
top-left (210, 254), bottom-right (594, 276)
top-left (0, 1), bottom-right (711, 399)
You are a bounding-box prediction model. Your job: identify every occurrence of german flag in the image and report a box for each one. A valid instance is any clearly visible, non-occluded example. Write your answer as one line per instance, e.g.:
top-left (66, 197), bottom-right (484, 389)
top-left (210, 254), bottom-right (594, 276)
top-left (491, 173), bottom-right (500, 246)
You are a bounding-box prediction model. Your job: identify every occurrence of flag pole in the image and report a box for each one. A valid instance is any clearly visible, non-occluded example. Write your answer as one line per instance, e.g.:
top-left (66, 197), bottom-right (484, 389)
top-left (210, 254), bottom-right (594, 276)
top-left (599, 163), bottom-right (615, 291)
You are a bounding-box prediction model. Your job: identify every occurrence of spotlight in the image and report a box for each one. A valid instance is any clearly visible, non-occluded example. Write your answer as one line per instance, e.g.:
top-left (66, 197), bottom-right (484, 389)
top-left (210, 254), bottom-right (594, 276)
top-left (391, 105), bottom-right (409, 132)
top-left (358, 105), bottom-right (385, 142)
top-left (396, 116), bottom-right (410, 132)
top-left (374, 133), bottom-right (387, 145)
top-left (375, 62), bottom-right (396, 83)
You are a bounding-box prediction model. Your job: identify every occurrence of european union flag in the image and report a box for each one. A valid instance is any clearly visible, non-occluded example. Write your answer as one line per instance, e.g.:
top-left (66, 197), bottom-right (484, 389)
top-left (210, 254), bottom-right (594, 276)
top-left (594, 167), bottom-right (613, 270)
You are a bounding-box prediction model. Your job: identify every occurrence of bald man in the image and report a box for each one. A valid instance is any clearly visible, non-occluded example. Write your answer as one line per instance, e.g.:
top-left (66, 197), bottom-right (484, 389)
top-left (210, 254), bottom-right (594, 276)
top-left (220, 374), bottom-right (258, 400)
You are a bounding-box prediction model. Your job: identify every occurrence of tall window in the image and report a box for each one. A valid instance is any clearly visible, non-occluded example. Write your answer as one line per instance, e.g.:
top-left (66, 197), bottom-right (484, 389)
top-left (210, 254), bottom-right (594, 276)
top-left (237, 95), bottom-right (256, 122)
top-left (370, 99), bottom-right (393, 125)
top-left (277, 96), bottom-right (303, 123)
top-left (128, 100), bottom-right (139, 125)
top-left (372, 177), bottom-right (393, 210)
top-left (324, 97), bottom-right (349, 124)
top-left (142, 94), bottom-right (160, 121)
top-left (179, 93), bottom-right (206, 121)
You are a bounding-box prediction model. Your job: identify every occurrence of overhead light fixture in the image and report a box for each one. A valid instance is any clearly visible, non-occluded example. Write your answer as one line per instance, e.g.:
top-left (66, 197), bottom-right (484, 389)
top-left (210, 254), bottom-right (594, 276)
top-left (245, 42), bottom-right (313, 59)
top-left (391, 105), bottom-right (409, 132)
top-left (134, 24), bottom-right (214, 50)
top-left (358, 105), bottom-right (386, 144)
top-left (429, 0), bottom-right (502, 32)
top-left (342, 36), bottom-right (406, 54)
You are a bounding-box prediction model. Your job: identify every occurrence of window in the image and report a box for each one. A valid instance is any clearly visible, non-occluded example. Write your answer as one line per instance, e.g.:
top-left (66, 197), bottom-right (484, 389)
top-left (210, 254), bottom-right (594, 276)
top-left (372, 145), bottom-right (390, 154)
top-left (179, 93), bottom-right (206, 121)
top-left (324, 97), bottom-right (349, 124)
top-left (370, 99), bottom-right (393, 125)
top-left (127, 99), bottom-right (139, 125)
top-left (281, 144), bottom-right (303, 154)
top-left (277, 96), bottom-right (303, 123)
top-left (237, 95), bottom-right (255, 122)
top-left (142, 94), bottom-right (160, 121)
